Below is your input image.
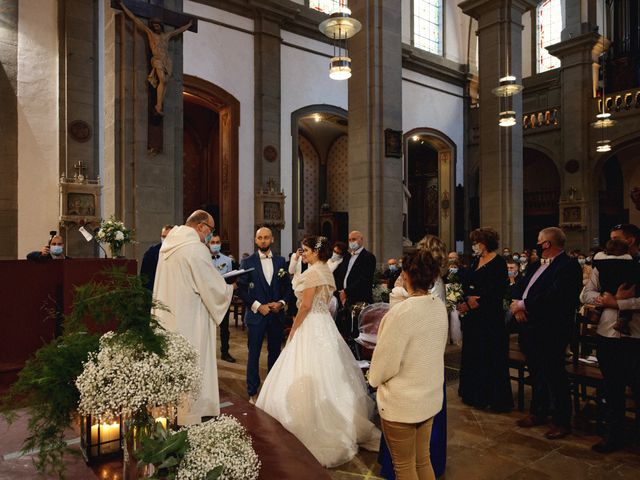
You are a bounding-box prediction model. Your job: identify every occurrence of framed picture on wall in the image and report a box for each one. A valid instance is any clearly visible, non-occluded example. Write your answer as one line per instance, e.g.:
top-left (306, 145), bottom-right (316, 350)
top-left (385, 128), bottom-right (403, 158)
top-left (60, 181), bottom-right (101, 225)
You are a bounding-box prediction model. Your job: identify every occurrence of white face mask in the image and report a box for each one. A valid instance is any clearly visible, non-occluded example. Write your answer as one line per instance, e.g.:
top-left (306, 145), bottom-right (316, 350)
top-left (50, 245), bottom-right (64, 256)
top-left (331, 253), bottom-right (341, 262)
top-left (349, 241), bottom-right (360, 251)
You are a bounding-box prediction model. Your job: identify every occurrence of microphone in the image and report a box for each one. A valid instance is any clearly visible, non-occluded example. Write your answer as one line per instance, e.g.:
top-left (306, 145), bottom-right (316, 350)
top-left (79, 226), bottom-right (108, 258)
top-left (48, 230), bottom-right (57, 246)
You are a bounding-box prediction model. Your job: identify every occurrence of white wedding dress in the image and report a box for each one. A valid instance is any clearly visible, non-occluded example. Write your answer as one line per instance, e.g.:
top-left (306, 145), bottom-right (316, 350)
top-left (256, 261), bottom-right (380, 467)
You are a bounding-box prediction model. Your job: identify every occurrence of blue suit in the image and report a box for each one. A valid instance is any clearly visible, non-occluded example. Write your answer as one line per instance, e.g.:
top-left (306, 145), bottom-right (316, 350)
top-left (237, 251), bottom-right (292, 396)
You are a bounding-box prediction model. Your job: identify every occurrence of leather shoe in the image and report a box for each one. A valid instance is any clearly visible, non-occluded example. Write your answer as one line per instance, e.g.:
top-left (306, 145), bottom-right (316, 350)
top-left (221, 353), bottom-right (236, 363)
top-left (592, 438), bottom-right (624, 453)
top-left (544, 425), bottom-right (571, 440)
top-left (516, 415), bottom-right (547, 428)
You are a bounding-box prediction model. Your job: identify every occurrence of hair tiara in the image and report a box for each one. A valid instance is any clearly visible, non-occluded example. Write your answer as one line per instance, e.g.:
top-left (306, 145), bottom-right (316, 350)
top-left (314, 236), bottom-right (327, 251)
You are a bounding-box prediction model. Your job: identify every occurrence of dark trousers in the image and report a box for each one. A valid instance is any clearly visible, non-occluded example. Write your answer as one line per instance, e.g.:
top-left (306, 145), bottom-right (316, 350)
top-left (597, 335), bottom-right (640, 441)
top-left (219, 308), bottom-right (231, 355)
top-left (246, 315), bottom-right (283, 396)
top-left (520, 332), bottom-right (572, 428)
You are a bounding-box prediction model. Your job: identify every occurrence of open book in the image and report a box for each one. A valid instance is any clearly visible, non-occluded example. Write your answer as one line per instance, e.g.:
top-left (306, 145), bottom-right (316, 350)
top-left (221, 267), bottom-right (254, 283)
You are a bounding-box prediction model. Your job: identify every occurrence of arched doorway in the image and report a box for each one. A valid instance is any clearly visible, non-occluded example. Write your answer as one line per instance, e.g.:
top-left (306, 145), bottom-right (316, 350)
top-left (183, 76), bottom-right (239, 256)
top-left (403, 129), bottom-right (456, 250)
top-left (291, 105), bottom-right (348, 247)
top-left (597, 142), bottom-right (640, 242)
top-left (523, 148), bottom-right (560, 249)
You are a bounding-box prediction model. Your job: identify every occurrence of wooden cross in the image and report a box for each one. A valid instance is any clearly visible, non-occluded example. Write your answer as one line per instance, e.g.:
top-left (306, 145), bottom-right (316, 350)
top-left (111, 0), bottom-right (198, 153)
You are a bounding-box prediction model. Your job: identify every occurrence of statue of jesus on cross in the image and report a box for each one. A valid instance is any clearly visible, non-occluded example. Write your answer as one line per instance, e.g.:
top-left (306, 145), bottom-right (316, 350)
top-left (119, 0), bottom-right (193, 116)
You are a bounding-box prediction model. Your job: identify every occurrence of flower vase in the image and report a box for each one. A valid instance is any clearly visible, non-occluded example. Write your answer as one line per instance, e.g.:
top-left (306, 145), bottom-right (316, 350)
top-left (122, 421), bottom-right (144, 480)
top-left (110, 244), bottom-right (122, 258)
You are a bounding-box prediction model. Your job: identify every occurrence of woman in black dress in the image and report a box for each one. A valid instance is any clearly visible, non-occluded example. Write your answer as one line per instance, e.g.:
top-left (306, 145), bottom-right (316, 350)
top-left (457, 228), bottom-right (513, 412)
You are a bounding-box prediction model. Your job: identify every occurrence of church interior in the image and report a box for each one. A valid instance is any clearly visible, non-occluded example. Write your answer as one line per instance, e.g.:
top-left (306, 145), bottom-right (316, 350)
top-left (1, 0), bottom-right (640, 478)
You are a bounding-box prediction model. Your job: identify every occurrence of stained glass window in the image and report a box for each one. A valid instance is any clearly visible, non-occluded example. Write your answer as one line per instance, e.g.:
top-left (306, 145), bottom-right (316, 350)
top-left (414, 0), bottom-right (443, 55)
top-left (310, 0), bottom-right (341, 14)
top-left (537, 0), bottom-right (562, 72)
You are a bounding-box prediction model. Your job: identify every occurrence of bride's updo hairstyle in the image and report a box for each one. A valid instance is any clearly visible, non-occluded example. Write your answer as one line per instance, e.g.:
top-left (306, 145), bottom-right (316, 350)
top-left (301, 235), bottom-right (332, 262)
top-left (402, 248), bottom-right (440, 292)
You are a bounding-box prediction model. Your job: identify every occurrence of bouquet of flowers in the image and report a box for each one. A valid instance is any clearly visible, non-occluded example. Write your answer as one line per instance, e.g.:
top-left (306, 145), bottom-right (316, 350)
top-left (176, 415), bottom-right (261, 480)
top-left (96, 216), bottom-right (134, 256)
top-left (445, 282), bottom-right (465, 314)
top-left (76, 330), bottom-right (202, 420)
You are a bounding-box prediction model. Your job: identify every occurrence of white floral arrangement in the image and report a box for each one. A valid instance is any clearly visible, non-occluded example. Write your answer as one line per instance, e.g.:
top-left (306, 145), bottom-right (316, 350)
top-left (445, 282), bottom-right (465, 314)
top-left (176, 415), bottom-right (261, 480)
top-left (96, 216), bottom-right (134, 253)
top-left (277, 267), bottom-right (287, 279)
top-left (76, 330), bottom-right (202, 420)
top-left (372, 283), bottom-right (390, 303)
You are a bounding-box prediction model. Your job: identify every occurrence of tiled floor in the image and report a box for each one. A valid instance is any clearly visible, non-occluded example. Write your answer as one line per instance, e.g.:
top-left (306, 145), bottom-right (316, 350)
top-left (1, 323), bottom-right (639, 479)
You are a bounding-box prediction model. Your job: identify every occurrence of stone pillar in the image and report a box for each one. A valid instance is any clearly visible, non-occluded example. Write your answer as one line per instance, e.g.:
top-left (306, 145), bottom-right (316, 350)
top-left (253, 13), bottom-right (282, 250)
top-left (460, 0), bottom-right (535, 251)
top-left (0, 0), bottom-right (18, 259)
top-left (348, 0), bottom-right (403, 265)
top-left (106, 0), bottom-right (185, 262)
top-left (547, 32), bottom-right (603, 249)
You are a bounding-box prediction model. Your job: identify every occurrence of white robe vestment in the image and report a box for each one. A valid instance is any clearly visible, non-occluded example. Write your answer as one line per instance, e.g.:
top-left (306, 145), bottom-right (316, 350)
top-left (153, 225), bottom-right (233, 424)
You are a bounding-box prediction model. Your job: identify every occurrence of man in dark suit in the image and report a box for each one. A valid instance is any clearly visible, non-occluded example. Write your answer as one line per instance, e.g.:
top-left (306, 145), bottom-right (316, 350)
top-left (237, 227), bottom-right (292, 403)
top-left (510, 227), bottom-right (582, 439)
top-left (337, 230), bottom-right (376, 305)
top-left (140, 225), bottom-right (173, 290)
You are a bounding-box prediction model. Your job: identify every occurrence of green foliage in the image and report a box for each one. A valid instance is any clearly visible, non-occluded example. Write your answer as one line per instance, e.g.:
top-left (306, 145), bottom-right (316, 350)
top-left (136, 423), bottom-right (224, 480)
top-left (0, 268), bottom-right (169, 478)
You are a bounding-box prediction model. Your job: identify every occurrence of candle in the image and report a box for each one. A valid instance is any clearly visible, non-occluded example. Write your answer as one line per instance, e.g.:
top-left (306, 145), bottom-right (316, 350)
top-left (90, 421), bottom-right (121, 456)
top-left (155, 417), bottom-right (167, 430)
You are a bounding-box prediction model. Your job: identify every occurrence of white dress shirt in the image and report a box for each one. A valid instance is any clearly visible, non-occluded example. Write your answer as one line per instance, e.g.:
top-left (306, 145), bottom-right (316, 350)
top-left (344, 246), bottom-right (363, 289)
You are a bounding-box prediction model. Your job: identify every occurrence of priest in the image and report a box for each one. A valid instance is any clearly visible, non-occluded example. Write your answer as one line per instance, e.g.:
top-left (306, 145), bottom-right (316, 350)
top-left (153, 209), bottom-right (234, 424)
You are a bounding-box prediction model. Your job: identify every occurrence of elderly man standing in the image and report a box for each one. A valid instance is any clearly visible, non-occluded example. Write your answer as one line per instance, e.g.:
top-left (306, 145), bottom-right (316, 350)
top-left (510, 227), bottom-right (582, 439)
top-left (337, 230), bottom-right (377, 306)
top-left (153, 210), bottom-right (234, 425)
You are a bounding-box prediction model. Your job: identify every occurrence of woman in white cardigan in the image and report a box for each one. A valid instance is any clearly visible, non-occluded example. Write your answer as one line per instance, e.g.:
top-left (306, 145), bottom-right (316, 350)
top-left (369, 248), bottom-right (449, 480)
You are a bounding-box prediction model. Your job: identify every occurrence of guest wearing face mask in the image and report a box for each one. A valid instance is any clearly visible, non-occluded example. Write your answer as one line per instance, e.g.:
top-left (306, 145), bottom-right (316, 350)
top-left (209, 234), bottom-right (236, 363)
top-left (140, 225), bottom-right (174, 290)
top-left (457, 228), bottom-right (513, 412)
top-left (27, 234), bottom-right (71, 261)
top-left (328, 241), bottom-right (349, 274)
top-left (383, 258), bottom-right (402, 290)
top-left (336, 231), bottom-right (376, 306)
top-left (518, 251), bottom-right (530, 274)
top-left (576, 253), bottom-right (592, 286)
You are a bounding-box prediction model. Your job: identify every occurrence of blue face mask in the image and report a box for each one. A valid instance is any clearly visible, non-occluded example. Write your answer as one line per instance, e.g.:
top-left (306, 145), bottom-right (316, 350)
top-left (512, 255), bottom-right (520, 261)
top-left (519, 257), bottom-right (528, 264)
top-left (449, 268), bottom-right (458, 275)
top-left (349, 241), bottom-right (359, 251)
top-left (210, 244), bottom-right (221, 254)
top-left (50, 245), bottom-right (64, 256)
top-left (508, 270), bottom-right (517, 277)
top-left (204, 231), bottom-right (213, 244)
top-left (389, 264), bottom-right (397, 272)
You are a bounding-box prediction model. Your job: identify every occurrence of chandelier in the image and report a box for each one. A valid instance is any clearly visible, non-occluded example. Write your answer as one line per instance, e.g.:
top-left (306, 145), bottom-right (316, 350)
top-left (592, 1), bottom-right (613, 152)
top-left (319, 2), bottom-right (361, 80)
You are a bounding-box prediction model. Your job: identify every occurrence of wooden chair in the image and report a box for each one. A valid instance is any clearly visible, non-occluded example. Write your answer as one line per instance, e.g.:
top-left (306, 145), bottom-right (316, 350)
top-left (507, 335), bottom-right (529, 411)
top-left (230, 295), bottom-right (245, 330)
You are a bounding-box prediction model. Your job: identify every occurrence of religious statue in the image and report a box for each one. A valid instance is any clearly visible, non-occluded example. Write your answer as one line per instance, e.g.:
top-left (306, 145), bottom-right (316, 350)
top-left (119, 1), bottom-right (193, 116)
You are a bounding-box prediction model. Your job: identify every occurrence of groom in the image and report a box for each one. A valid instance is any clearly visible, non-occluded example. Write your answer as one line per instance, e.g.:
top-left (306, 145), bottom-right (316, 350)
top-left (237, 227), bottom-right (292, 403)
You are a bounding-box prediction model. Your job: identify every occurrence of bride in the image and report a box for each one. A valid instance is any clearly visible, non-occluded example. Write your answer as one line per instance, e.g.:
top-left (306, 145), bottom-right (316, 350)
top-left (256, 235), bottom-right (380, 467)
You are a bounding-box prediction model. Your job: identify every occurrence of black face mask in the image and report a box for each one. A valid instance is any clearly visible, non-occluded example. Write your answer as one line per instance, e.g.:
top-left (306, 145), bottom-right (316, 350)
top-left (536, 241), bottom-right (549, 252)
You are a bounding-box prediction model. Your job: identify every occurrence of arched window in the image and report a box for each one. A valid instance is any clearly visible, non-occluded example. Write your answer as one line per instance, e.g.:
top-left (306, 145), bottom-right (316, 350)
top-left (536, 0), bottom-right (562, 72)
top-left (309, 0), bottom-right (341, 14)
top-left (414, 0), bottom-right (443, 55)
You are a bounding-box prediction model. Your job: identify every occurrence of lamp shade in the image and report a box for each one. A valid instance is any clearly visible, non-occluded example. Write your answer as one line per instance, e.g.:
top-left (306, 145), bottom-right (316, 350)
top-left (492, 76), bottom-right (524, 97)
top-left (329, 56), bottom-right (352, 80)
top-left (319, 7), bottom-right (362, 39)
top-left (596, 139), bottom-right (611, 152)
top-left (498, 110), bottom-right (517, 127)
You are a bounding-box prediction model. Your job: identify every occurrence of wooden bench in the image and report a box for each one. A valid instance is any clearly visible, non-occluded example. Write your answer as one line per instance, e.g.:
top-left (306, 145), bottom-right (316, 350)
top-left (508, 336), bottom-right (529, 411)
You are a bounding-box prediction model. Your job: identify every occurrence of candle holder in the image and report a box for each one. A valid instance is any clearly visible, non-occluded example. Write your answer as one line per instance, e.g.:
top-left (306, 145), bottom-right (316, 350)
top-left (80, 415), bottom-right (123, 463)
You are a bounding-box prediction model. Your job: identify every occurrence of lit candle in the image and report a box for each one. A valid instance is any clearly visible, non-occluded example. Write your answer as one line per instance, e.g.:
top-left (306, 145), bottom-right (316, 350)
top-left (155, 417), bottom-right (167, 430)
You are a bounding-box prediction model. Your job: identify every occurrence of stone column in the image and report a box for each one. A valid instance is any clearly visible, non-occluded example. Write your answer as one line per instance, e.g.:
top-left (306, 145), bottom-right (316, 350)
top-left (348, 0), bottom-right (403, 265)
top-left (460, 0), bottom-right (535, 251)
top-left (0, 0), bottom-right (18, 259)
top-left (546, 32), bottom-right (603, 248)
top-left (253, 13), bottom-right (282, 250)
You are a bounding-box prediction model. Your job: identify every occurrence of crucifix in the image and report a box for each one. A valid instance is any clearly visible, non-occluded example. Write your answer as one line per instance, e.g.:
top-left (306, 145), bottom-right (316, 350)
top-left (112, 0), bottom-right (197, 152)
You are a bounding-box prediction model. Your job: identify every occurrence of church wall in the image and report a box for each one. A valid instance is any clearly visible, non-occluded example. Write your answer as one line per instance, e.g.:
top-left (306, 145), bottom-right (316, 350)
top-left (16, 0), bottom-right (59, 257)
top-left (298, 135), bottom-right (321, 239)
top-left (522, 11), bottom-right (532, 78)
top-left (183, 0), bottom-right (255, 256)
top-left (401, 68), bottom-right (464, 184)
top-left (326, 135), bottom-right (349, 212)
top-left (280, 30), bottom-right (347, 255)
